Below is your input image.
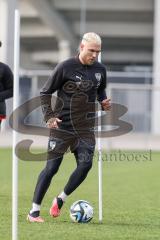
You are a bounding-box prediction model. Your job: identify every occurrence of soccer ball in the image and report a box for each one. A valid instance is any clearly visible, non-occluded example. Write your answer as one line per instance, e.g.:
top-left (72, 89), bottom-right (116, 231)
top-left (70, 200), bottom-right (93, 223)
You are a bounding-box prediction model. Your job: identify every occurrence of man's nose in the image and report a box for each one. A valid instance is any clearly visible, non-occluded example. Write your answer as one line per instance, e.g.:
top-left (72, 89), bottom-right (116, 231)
top-left (92, 52), bottom-right (97, 58)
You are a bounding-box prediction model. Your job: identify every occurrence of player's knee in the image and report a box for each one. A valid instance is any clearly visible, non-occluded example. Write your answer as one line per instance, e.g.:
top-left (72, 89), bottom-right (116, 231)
top-left (45, 163), bottom-right (60, 177)
top-left (81, 160), bottom-right (93, 172)
top-left (86, 161), bottom-right (92, 172)
top-left (78, 152), bottom-right (93, 170)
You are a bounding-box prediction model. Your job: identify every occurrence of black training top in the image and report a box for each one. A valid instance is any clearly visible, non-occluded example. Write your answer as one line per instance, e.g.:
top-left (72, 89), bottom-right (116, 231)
top-left (40, 56), bottom-right (107, 131)
top-left (0, 62), bottom-right (13, 118)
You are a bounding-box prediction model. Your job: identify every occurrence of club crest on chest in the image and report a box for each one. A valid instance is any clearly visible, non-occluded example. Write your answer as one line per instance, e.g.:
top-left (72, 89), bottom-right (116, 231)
top-left (95, 73), bottom-right (101, 87)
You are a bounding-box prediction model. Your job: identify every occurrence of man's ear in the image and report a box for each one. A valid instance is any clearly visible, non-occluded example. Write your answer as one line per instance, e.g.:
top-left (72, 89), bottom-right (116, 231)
top-left (80, 43), bottom-right (84, 51)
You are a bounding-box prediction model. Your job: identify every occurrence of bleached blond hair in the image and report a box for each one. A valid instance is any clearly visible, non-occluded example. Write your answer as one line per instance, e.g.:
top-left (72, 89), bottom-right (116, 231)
top-left (81, 32), bottom-right (102, 45)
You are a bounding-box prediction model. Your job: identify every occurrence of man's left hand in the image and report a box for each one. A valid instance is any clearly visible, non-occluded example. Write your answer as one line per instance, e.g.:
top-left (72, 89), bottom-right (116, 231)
top-left (101, 98), bottom-right (111, 111)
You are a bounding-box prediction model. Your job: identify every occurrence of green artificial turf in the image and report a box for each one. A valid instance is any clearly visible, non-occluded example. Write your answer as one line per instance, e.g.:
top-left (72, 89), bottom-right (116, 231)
top-left (0, 148), bottom-right (160, 240)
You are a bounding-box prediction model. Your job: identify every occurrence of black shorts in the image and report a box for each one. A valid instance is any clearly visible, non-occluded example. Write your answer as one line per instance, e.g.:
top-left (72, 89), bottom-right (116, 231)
top-left (47, 128), bottom-right (95, 160)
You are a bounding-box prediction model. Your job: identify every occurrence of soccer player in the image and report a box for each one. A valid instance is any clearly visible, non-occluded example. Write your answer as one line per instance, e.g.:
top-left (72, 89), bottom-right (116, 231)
top-left (27, 32), bottom-right (111, 222)
top-left (0, 41), bottom-right (13, 129)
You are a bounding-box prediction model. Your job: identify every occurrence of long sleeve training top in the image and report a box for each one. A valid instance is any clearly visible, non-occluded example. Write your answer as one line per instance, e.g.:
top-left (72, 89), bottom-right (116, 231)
top-left (40, 56), bottom-right (107, 131)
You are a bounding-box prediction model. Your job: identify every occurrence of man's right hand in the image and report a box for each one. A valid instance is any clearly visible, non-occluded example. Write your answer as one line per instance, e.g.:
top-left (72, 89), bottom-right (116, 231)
top-left (46, 117), bottom-right (62, 129)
